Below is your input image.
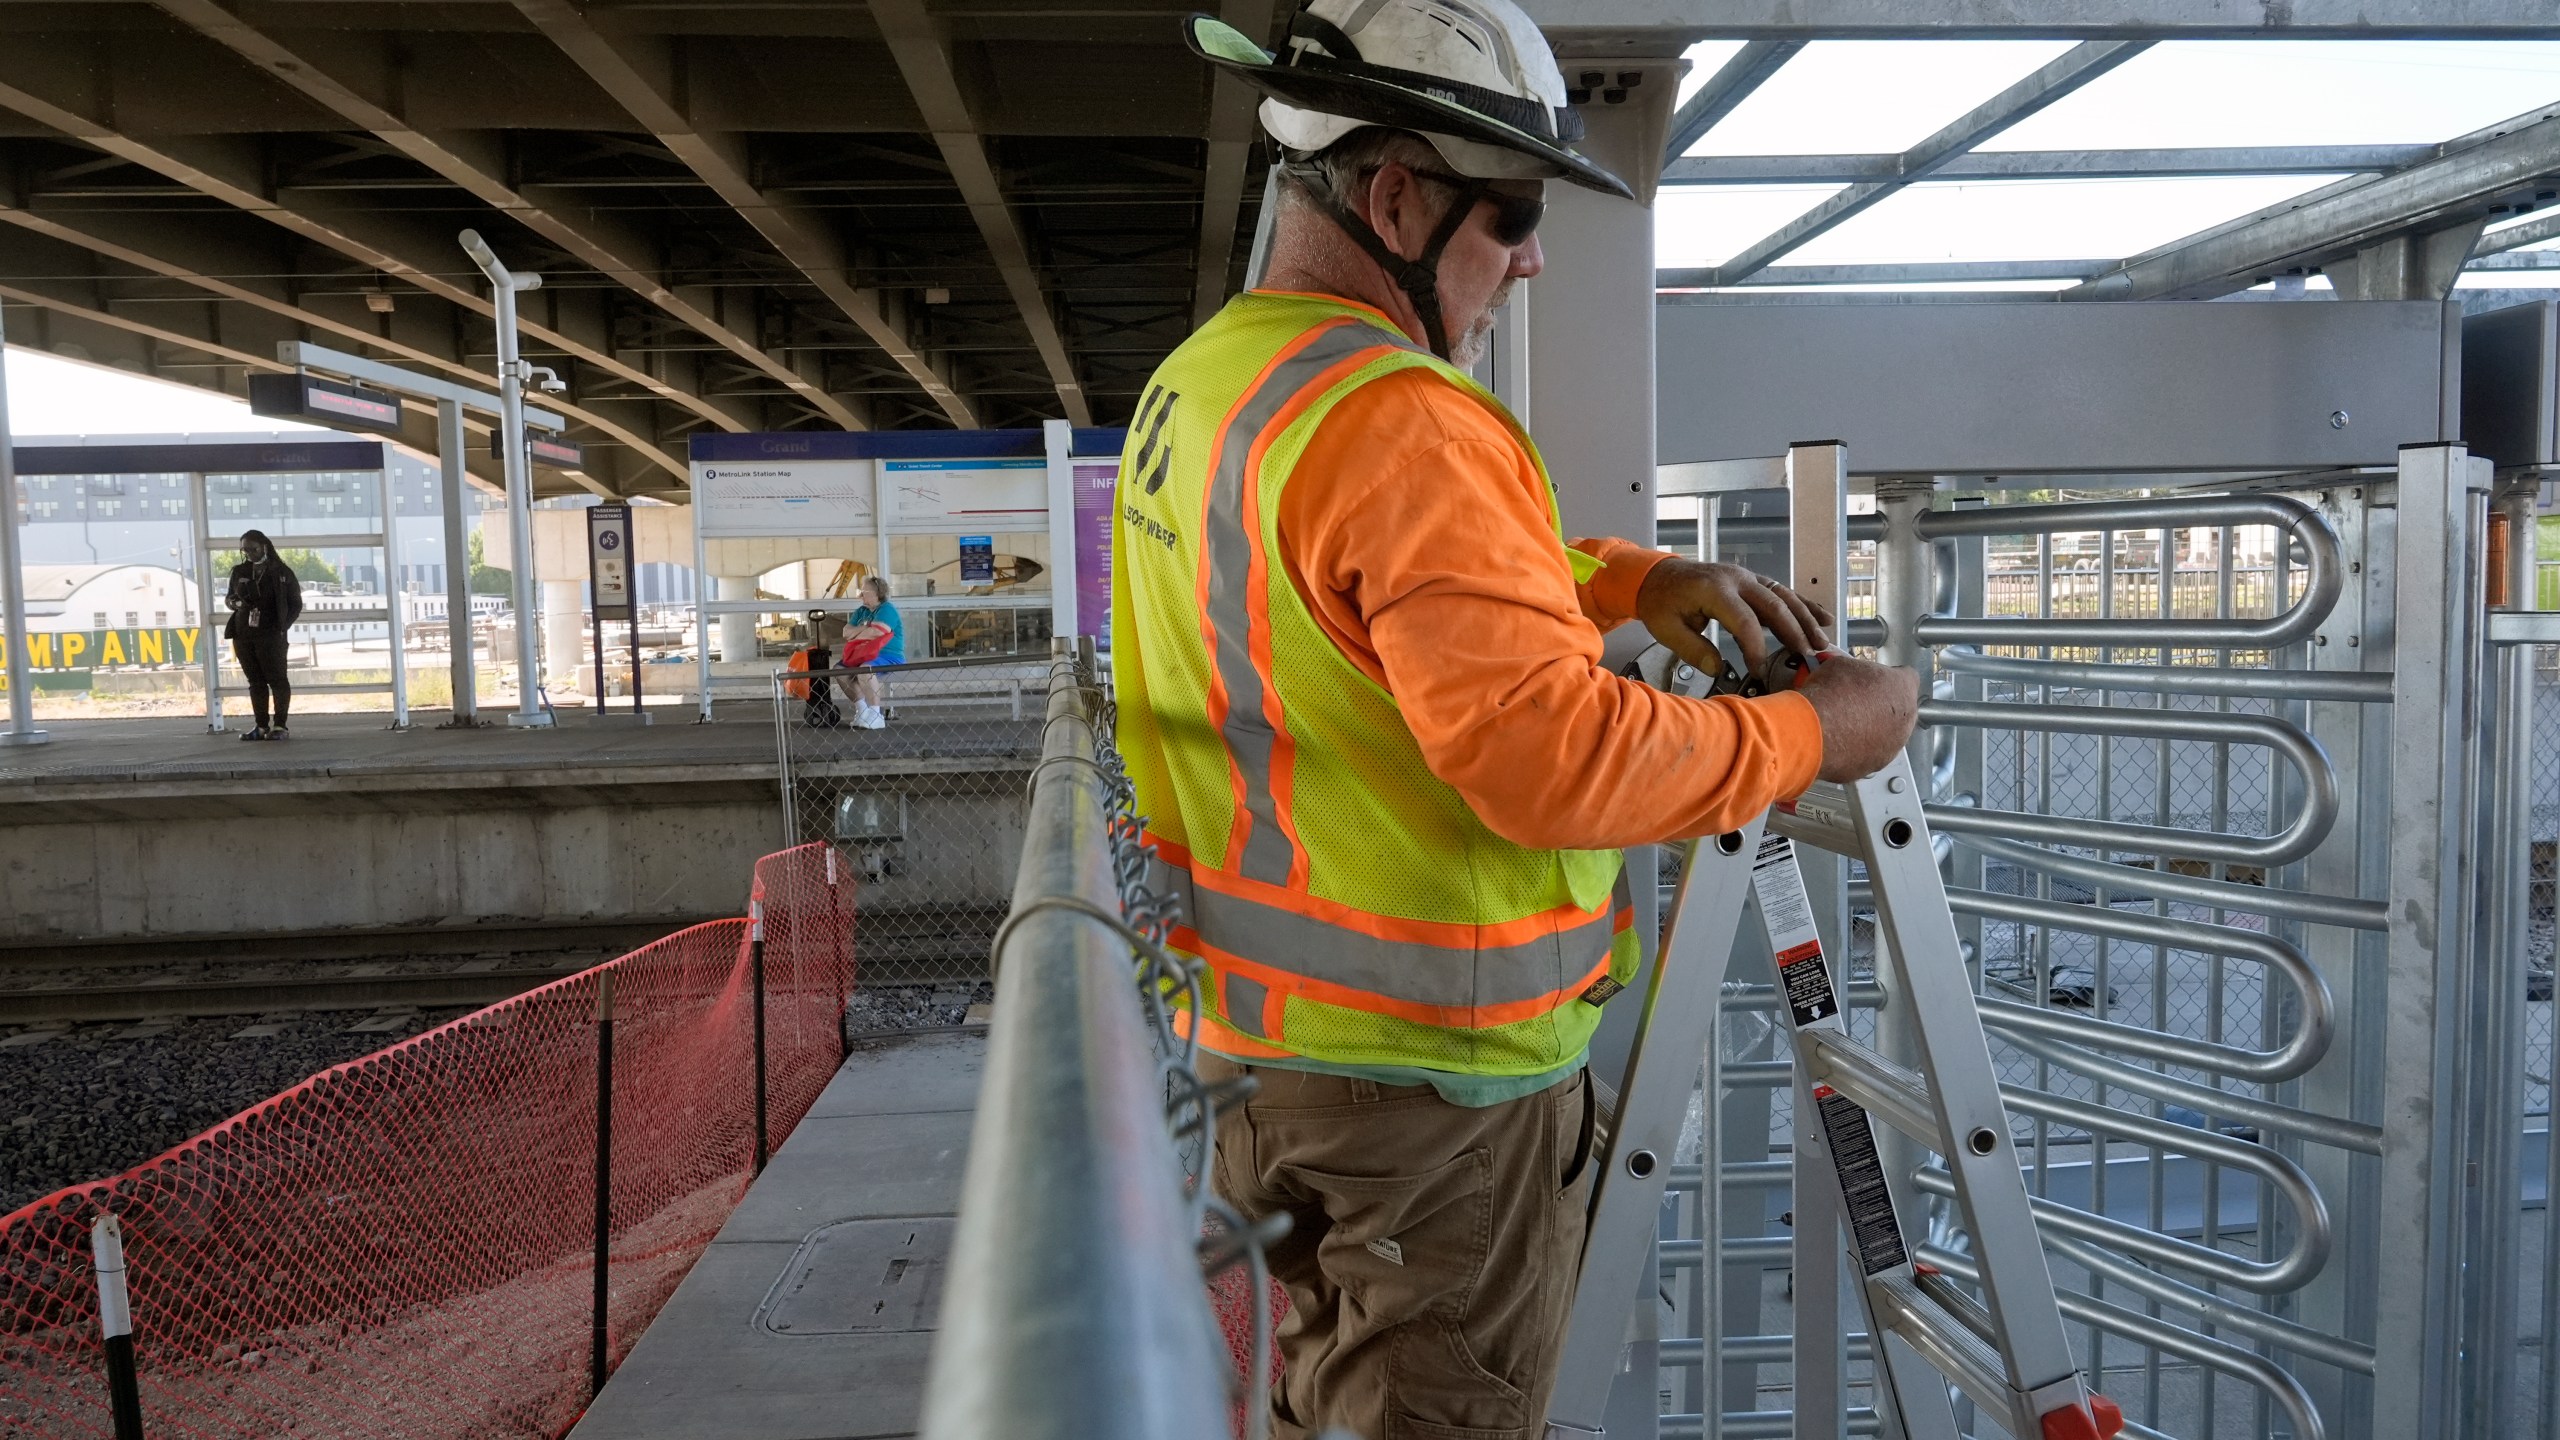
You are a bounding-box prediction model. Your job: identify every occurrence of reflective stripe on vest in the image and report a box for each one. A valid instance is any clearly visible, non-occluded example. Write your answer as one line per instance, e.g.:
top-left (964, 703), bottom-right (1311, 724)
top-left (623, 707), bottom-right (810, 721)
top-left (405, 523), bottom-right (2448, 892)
top-left (1200, 316), bottom-right (1424, 889)
top-left (1143, 831), bottom-right (1624, 1030)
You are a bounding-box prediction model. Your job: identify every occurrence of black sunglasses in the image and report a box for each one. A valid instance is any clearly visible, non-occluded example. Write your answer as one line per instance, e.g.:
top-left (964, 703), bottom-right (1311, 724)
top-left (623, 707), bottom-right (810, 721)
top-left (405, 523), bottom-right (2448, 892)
top-left (1405, 166), bottom-right (1546, 247)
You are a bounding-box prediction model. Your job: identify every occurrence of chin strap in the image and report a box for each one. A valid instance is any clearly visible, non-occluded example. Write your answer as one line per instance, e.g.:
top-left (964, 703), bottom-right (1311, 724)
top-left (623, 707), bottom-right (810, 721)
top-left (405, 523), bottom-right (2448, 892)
top-left (1285, 161), bottom-right (1485, 361)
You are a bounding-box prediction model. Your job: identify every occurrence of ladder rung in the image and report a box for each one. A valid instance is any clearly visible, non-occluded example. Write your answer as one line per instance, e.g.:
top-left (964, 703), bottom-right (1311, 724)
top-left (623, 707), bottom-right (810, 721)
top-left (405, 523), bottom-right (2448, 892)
top-left (1868, 1271), bottom-right (2055, 1440)
top-left (1768, 799), bottom-right (1864, 859)
top-left (1799, 1029), bottom-right (1942, 1148)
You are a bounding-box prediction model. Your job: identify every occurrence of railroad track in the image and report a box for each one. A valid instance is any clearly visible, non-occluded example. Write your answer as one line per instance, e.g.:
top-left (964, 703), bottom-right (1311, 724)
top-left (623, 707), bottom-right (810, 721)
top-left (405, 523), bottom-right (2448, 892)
top-left (0, 960), bottom-right (596, 1025)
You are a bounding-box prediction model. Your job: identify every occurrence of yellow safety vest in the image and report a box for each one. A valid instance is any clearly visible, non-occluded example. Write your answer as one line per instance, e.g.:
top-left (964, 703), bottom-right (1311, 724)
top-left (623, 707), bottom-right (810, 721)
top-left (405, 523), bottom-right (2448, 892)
top-left (1110, 290), bottom-right (1637, 1077)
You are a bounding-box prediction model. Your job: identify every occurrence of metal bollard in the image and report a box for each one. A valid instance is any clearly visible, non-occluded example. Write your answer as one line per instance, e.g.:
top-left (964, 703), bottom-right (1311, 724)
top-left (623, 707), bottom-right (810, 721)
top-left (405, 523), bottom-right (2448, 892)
top-left (91, 1214), bottom-right (144, 1440)
top-left (751, 897), bottom-right (770, 1175)
top-left (591, 971), bottom-right (616, 1398)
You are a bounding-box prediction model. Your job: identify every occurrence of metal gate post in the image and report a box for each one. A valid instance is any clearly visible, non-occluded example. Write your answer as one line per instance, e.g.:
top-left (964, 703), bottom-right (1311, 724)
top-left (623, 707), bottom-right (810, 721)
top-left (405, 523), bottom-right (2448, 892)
top-left (437, 398), bottom-right (477, 725)
top-left (2456, 479), bottom-right (2541, 1438)
top-left (2369, 443), bottom-right (2492, 1438)
top-left (191, 471), bottom-right (222, 733)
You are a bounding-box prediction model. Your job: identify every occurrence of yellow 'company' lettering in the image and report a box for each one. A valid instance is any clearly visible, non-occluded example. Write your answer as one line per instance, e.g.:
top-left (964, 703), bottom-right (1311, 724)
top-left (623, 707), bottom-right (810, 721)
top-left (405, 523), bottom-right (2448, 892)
top-left (57, 633), bottom-right (84, 666)
top-left (25, 634), bottom-right (48, 668)
top-left (138, 630), bottom-right (166, 665)
top-left (97, 632), bottom-right (125, 666)
top-left (177, 628), bottom-right (198, 664)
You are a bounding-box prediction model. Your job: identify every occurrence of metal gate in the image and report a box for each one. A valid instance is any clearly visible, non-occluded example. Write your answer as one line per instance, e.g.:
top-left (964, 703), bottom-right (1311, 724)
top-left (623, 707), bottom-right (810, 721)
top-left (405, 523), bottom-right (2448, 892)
top-left (1649, 442), bottom-right (2541, 1440)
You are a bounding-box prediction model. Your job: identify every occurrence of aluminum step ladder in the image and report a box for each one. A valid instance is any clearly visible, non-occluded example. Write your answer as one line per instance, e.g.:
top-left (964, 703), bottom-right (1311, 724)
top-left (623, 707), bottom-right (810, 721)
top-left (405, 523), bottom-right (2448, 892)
top-left (1545, 720), bottom-right (2122, 1440)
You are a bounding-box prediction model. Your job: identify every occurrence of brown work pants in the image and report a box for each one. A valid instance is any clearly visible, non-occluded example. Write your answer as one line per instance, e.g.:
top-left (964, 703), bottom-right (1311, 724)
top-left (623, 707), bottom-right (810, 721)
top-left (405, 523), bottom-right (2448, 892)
top-left (1200, 1055), bottom-right (1597, 1440)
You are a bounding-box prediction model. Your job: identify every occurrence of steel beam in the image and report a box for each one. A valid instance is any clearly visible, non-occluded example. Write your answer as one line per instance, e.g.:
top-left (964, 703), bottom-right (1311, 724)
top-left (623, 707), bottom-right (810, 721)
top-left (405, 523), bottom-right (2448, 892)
top-left (509, 0), bottom-right (980, 429)
top-left (0, 293), bottom-right (512, 494)
top-left (0, 35), bottom-right (729, 455)
top-left (1706, 42), bottom-right (2147, 286)
top-left (872, 0), bottom-right (1094, 426)
top-left (1521, 0), bottom-right (2560, 39)
top-left (2066, 103), bottom-right (2560, 300)
top-left (1660, 40), bottom-right (1801, 163)
top-left (1192, 0), bottom-right (1279, 327)
top-left (1665, 144), bottom-right (2425, 185)
top-left (1662, 259), bottom-right (2104, 287)
top-left (2479, 208), bottom-right (2560, 258)
top-left (0, 186), bottom-right (678, 493)
top-left (150, 0), bottom-right (860, 432)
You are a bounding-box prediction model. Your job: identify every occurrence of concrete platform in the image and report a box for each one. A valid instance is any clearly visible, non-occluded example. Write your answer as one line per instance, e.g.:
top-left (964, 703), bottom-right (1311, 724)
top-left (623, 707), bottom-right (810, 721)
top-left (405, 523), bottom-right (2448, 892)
top-left (571, 1029), bottom-right (986, 1440)
top-left (0, 702), bottom-right (1040, 821)
top-left (0, 703), bottom-right (1040, 950)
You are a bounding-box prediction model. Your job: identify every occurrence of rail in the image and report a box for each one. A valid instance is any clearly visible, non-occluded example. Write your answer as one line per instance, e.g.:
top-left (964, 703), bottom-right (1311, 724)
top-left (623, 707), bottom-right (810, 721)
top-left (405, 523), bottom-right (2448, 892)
top-left (917, 643), bottom-right (1257, 1440)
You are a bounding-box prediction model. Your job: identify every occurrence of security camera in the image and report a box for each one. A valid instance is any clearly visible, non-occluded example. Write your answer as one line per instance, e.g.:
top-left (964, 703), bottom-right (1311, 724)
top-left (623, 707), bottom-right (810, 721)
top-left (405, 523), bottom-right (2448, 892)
top-left (528, 365), bottom-right (568, 394)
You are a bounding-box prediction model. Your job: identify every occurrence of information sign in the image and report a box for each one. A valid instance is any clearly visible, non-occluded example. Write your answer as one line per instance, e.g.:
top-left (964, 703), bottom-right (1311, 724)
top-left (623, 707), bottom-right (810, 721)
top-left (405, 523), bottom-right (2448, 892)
top-left (692, 457), bottom-right (873, 538)
top-left (959, 535), bottom-right (996, 585)
top-left (587, 504), bottom-right (636, 622)
top-left (247, 372), bottom-right (404, 438)
top-left (885, 458), bottom-right (1045, 530)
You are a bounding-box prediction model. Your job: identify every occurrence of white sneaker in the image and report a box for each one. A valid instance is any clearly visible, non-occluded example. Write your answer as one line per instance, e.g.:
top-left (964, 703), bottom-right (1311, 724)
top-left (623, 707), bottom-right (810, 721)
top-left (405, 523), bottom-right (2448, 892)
top-left (855, 702), bottom-right (887, 730)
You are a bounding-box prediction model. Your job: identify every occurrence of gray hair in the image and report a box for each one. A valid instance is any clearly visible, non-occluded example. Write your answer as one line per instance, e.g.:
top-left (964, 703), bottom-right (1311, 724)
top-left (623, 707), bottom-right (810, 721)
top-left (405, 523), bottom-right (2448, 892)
top-left (1281, 128), bottom-right (1449, 218)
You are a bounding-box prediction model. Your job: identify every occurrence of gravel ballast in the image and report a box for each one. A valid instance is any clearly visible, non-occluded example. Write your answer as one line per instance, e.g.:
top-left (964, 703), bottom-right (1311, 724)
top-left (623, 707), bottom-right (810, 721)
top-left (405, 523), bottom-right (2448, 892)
top-left (0, 1008), bottom-right (470, 1215)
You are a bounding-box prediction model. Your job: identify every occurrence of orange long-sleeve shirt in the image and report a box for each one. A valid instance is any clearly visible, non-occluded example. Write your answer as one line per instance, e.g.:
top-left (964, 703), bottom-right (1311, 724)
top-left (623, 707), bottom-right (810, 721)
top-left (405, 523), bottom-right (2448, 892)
top-left (1276, 360), bottom-right (1823, 851)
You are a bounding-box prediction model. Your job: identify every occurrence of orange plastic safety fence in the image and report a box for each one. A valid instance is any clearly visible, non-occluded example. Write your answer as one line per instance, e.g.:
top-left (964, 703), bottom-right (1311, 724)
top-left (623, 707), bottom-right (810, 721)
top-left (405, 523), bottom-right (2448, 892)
top-left (0, 843), bottom-right (853, 1440)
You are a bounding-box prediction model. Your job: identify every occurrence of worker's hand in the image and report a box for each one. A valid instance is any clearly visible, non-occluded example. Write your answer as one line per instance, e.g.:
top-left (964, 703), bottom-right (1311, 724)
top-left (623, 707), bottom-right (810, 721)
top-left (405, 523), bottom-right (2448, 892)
top-left (1633, 559), bottom-right (1832, 674)
top-left (1796, 655), bottom-right (1921, 782)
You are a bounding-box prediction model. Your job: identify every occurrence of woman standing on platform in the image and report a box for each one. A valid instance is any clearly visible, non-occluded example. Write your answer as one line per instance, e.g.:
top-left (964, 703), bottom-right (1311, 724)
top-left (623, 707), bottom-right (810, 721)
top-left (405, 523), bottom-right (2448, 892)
top-left (224, 529), bottom-right (303, 742)
top-left (841, 576), bottom-right (903, 730)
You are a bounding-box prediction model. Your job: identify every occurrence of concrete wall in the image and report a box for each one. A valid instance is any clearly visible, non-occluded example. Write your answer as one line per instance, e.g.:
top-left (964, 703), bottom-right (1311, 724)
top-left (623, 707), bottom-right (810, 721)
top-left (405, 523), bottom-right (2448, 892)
top-left (0, 793), bottom-right (780, 946)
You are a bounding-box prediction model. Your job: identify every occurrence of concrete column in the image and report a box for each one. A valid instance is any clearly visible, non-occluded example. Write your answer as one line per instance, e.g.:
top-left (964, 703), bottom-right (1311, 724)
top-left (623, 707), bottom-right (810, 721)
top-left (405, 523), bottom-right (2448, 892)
top-left (1521, 58), bottom-right (1678, 552)
top-left (541, 578), bottom-right (584, 695)
top-left (717, 575), bottom-right (759, 662)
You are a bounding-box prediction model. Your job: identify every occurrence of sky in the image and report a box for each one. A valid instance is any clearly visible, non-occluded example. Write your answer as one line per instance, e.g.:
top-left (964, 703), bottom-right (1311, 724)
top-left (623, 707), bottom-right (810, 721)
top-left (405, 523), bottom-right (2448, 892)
top-left (1661, 39), bottom-right (2560, 272)
top-left (6, 41), bottom-right (2560, 436)
top-left (5, 347), bottom-right (323, 439)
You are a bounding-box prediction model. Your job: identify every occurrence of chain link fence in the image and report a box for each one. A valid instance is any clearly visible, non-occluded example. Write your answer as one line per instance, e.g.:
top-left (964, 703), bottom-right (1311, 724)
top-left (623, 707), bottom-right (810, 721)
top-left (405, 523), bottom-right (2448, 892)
top-left (771, 653), bottom-right (1051, 1003)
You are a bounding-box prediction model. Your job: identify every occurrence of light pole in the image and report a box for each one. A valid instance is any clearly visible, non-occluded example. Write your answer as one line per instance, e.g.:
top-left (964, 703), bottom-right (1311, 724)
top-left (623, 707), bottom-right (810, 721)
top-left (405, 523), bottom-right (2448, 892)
top-left (460, 229), bottom-right (555, 728)
top-left (0, 308), bottom-right (47, 745)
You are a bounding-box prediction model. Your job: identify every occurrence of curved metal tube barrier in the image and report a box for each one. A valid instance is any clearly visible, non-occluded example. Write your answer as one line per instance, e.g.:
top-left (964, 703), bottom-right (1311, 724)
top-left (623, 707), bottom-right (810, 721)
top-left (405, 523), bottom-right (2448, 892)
top-left (1919, 701), bottom-right (2338, 867)
top-left (1911, 493), bottom-right (2341, 649)
top-left (1916, 1245), bottom-right (2327, 1440)
top-left (1954, 830), bottom-right (2388, 931)
top-left (1991, 1024), bottom-right (2383, 1157)
top-left (1982, 1086), bottom-right (2333, 1294)
top-left (1946, 886), bottom-right (2334, 1083)
top-left (1937, 649), bottom-right (2393, 705)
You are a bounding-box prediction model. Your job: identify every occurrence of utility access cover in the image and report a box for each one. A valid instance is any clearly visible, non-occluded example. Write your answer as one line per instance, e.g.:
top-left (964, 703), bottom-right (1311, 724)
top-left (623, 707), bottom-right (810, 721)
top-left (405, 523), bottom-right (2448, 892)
top-left (759, 1216), bottom-right (953, 1336)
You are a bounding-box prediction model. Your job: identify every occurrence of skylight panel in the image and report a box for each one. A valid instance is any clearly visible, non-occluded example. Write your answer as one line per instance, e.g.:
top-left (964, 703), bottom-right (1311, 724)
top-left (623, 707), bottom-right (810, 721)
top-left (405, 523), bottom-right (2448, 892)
top-left (1983, 42), bottom-right (2560, 152)
top-left (1678, 40), bottom-right (2077, 158)
top-left (1656, 185), bottom-right (1849, 269)
top-left (1774, 175), bottom-right (2347, 266)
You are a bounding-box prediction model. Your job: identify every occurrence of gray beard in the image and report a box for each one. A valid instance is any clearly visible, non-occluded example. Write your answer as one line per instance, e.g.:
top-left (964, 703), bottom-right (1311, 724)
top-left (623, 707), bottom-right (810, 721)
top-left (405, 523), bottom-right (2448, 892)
top-left (1446, 282), bottom-right (1514, 369)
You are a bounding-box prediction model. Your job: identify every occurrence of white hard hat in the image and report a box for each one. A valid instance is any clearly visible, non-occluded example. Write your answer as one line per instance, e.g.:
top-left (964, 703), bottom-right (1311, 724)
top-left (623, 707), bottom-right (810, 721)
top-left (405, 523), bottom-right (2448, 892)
top-left (1184, 2), bottom-right (1629, 198)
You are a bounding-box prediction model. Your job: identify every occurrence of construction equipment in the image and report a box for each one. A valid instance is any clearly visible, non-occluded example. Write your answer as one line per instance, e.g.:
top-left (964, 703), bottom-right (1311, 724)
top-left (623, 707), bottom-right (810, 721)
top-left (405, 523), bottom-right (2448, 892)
top-left (1546, 645), bottom-right (2120, 1440)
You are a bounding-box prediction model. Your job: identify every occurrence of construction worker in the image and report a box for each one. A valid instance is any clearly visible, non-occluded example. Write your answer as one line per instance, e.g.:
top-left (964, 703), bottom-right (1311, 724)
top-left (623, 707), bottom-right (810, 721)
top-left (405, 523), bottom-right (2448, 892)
top-left (1117, 4), bottom-right (1920, 1436)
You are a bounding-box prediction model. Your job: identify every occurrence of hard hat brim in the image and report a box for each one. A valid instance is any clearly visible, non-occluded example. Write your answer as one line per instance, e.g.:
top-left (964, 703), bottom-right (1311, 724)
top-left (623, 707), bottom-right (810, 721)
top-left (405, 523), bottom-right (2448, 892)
top-left (1185, 14), bottom-right (1634, 202)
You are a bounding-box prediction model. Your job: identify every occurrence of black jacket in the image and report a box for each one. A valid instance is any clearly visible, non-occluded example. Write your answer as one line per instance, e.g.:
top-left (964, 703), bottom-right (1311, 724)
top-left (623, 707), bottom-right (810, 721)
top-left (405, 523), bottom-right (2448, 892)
top-left (223, 532), bottom-right (304, 641)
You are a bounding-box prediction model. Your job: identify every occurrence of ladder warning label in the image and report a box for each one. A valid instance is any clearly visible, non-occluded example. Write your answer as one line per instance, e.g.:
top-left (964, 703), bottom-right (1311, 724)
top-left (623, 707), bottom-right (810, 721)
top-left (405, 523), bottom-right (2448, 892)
top-left (1815, 1084), bottom-right (1910, 1275)
top-left (1752, 833), bottom-right (1838, 1027)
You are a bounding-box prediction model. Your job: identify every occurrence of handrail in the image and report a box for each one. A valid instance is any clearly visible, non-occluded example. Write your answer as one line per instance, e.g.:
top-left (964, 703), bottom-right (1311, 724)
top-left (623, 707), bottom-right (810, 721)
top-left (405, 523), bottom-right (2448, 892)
top-left (917, 648), bottom-right (1232, 1440)
top-left (1912, 493), bottom-right (2341, 649)
top-left (1918, 700), bottom-right (2338, 867)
